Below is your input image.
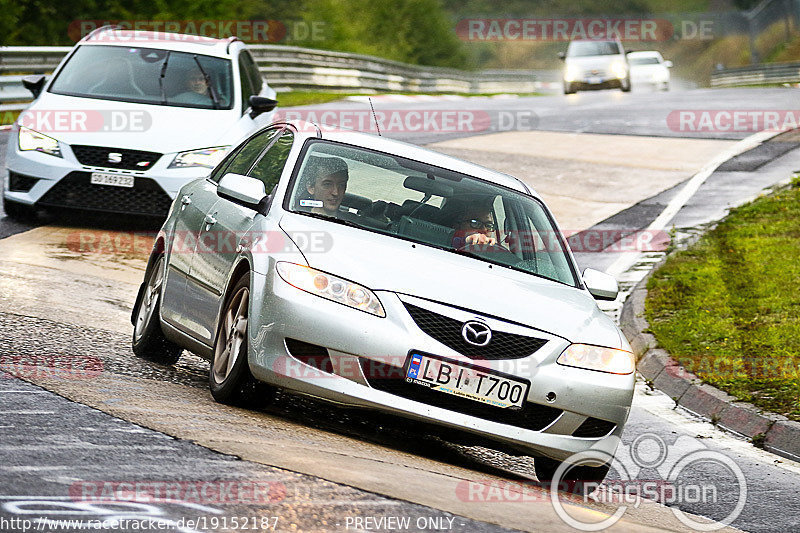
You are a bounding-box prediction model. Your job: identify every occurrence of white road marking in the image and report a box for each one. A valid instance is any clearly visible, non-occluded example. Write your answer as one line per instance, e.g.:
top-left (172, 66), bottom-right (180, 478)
top-left (606, 129), bottom-right (779, 277)
top-left (633, 380), bottom-right (800, 475)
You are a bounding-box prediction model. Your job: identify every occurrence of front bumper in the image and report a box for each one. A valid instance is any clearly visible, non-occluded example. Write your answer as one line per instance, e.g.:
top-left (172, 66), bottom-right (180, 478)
top-left (3, 140), bottom-right (209, 217)
top-left (248, 270), bottom-right (635, 462)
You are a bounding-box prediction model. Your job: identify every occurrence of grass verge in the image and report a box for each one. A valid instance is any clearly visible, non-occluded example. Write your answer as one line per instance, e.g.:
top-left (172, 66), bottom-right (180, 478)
top-left (274, 91), bottom-right (541, 107)
top-left (646, 175), bottom-right (800, 421)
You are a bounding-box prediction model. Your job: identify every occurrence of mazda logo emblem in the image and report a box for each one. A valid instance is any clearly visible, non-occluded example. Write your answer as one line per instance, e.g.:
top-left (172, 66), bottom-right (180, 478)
top-left (461, 320), bottom-right (492, 347)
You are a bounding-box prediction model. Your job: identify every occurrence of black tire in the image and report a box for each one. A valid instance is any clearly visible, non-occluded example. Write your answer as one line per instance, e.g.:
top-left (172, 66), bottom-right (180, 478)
top-left (209, 273), bottom-right (275, 408)
top-left (534, 455), bottom-right (610, 495)
top-left (3, 198), bottom-right (37, 221)
top-left (132, 255), bottom-right (183, 365)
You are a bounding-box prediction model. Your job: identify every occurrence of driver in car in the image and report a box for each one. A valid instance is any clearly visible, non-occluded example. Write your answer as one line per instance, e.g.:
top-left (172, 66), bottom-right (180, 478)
top-left (174, 67), bottom-right (212, 105)
top-left (301, 157), bottom-right (350, 217)
top-left (453, 204), bottom-right (497, 248)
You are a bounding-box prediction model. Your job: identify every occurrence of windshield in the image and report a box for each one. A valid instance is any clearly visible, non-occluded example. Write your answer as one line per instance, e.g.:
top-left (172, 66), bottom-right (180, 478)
top-left (49, 45), bottom-right (234, 109)
top-left (286, 140), bottom-right (578, 287)
top-left (567, 41), bottom-right (621, 57)
top-left (629, 56), bottom-right (661, 65)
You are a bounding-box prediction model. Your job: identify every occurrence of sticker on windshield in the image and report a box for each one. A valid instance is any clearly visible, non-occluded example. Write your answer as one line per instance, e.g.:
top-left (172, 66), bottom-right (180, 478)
top-left (299, 199), bottom-right (324, 208)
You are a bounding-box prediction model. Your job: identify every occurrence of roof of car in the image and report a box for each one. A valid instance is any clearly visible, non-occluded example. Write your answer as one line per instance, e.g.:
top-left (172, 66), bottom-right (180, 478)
top-left (627, 51), bottom-right (661, 57)
top-left (279, 120), bottom-right (534, 196)
top-left (78, 28), bottom-right (241, 57)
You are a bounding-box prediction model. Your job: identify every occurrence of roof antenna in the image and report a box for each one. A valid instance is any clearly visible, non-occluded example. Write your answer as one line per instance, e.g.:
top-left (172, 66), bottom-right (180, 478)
top-left (368, 97), bottom-right (382, 136)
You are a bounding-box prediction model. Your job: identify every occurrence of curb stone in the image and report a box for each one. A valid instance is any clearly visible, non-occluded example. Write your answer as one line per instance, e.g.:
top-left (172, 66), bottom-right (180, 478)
top-left (622, 273), bottom-right (800, 463)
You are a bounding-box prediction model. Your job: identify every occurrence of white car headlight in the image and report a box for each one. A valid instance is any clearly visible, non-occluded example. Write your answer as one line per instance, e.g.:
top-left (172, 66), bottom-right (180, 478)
top-left (276, 262), bottom-right (386, 317)
top-left (610, 61), bottom-right (628, 79)
top-left (564, 64), bottom-right (580, 83)
top-left (18, 126), bottom-right (62, 158)
top-left (557, 344), bottom-right (634, 374)
top-left (168, 146), bottom-right (229, 169)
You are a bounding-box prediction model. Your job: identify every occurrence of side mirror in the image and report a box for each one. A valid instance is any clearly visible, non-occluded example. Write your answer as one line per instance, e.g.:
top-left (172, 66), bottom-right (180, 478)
top-left (664, 60), bottom-right (673, 68)
top-left (248, 95), bottom-right (278, 119)
top-left (22, 75), bottom-right (46, 98)
top-left (582, 268), bottom-right (619, 301)
top-left (217, 173), bottom-right (267, 210)
top-left (558, 52), bottom-right (566, 61)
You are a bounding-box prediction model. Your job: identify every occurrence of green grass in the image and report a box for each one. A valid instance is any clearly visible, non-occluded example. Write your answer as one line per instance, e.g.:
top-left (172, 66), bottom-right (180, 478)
top-left (1, 111), bottom-right (21, 126)
top-left (646, 176), bottom-right (800, 420)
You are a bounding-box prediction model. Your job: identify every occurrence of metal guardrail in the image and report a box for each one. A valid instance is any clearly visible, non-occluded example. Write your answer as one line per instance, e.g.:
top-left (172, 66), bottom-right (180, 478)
top-left (0, 44), bottom-right (538, 114)
top-left (710, 60), bottom-right (800, 87)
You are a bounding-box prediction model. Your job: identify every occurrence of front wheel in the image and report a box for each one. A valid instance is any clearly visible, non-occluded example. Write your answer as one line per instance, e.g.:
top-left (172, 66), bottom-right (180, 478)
top-left (534, 455), bottom-right (610, 495)
top-left (132, 255), bottom-right (183, 364)
top-left (209, 274), bottom-right (276, 408)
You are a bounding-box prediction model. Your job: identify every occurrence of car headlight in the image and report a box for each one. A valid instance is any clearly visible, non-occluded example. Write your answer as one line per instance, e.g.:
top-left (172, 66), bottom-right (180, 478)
top-left (276, 262), bottom-right (385, 317)
top-left (168, 146), bottom-right (229, 169)
top-left (564, 64), bottom-right (580, 83)
top-left (557, 344), bottom-right (634, 374)
top-left (610, 61), bottom-right (628, 79)
top-left (18, 127), bottom-right (62, 158)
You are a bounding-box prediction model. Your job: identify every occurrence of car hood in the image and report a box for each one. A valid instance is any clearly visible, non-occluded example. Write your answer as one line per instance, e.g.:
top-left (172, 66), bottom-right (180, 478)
top-left (566, 54), bottom-right (625, 70)
top-left (279, 213), bottom-right (623, 348)
top-left (24, 92), bottom-right (240, 153)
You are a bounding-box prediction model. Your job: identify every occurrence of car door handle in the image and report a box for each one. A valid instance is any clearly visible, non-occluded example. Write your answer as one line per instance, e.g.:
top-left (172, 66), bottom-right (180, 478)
top-left (181, 195), bottom-right (192, 206)
top-left (203, 214), bottom-right (217, 226)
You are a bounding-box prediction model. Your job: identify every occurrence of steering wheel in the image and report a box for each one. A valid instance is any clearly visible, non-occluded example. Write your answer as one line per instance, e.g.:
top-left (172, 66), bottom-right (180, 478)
top-left (458, 242), bottom-right (518, 262)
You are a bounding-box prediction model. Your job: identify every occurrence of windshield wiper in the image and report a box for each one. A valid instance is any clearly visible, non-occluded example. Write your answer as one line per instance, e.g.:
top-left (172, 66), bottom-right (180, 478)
top-left (158, 51), bottom-right (171, 105)
top-left (193, 55), bottom-right (220, 109)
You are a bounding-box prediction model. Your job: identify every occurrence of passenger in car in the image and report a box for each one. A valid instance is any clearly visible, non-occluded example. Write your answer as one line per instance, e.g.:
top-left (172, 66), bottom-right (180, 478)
top-left (300, 156), bottom-right (350, 217)
top-left (452, 204), bottom-right (497, 248)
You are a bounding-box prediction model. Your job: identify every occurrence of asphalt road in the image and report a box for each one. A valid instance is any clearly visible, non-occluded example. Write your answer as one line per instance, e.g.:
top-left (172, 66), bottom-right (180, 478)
top-left (3, 86), bottom-right (800, 532)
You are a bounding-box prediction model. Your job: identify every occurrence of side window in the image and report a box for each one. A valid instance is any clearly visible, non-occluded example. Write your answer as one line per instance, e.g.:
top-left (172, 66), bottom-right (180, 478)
top-left (208, 146), bottom-right (243, 183)
top-left (242, 51), bottom-right (263, 95)
top-left (213, 128), bottom-right (281, 182)
top-left (248, 131), bottom-right (294, 192)
top-left (238, 54), bottom-right (255, 115)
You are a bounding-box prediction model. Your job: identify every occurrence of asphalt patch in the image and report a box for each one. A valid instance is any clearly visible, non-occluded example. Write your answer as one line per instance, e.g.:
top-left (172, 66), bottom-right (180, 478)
top-left (716, 141), bottom-right (800, 172)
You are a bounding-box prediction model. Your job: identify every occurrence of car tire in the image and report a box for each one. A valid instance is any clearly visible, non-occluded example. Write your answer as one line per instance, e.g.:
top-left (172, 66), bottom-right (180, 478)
top-left (534, 455), bottom-right (610, 495)
top-left (563, 83), bottom-right (577, 95)
top-left (661, 82), bottom-right (670, 91)
top-left (209, 273), bottom-right (276, 408)
top-left (132, 255), bottom-right (183, 365)
top-left (3, 198), bottom-right (37, 221)
top-left (620, 77), bottom-right (632, 92)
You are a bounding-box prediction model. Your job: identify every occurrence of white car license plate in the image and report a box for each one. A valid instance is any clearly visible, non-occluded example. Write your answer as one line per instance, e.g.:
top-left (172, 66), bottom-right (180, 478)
top-left (90, 173), bottom-right (134, 188)
top-left (588, 76), bottom-right (602, 84)
top-left (405, 353), bottom-right (529, 409)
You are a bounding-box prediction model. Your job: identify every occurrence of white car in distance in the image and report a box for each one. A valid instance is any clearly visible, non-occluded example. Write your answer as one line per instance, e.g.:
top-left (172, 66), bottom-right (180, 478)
top-left (627, 51), bottom-right (672, 91)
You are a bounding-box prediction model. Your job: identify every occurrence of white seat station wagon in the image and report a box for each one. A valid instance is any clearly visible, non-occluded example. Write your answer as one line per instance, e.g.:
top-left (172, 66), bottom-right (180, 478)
top-left (3, 27), bottom-right (278, 219)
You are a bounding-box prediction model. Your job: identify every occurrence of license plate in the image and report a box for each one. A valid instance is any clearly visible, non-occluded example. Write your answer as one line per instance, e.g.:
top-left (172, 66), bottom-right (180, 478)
top-left (588, 76), bottom-right (602, 84)
top-left (405, 352), bottom-right (529, 409)
top-left (90, 173), bottom-right (134, 188)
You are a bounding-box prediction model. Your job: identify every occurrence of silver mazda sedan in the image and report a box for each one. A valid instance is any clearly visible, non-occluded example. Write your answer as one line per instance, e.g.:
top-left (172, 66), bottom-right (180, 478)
top-left (131, 120), bottom-right (634, 489)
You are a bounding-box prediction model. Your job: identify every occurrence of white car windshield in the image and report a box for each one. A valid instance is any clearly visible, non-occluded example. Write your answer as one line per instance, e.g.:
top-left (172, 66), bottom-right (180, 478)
top-left (49, 45), bottom-right (233, 109)
top-left (567, 41), bottom-right (621, 56)
top-left (629, 56), bottom-right (661, 65)
top-left (287, 140), bottom-right (578, 287)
